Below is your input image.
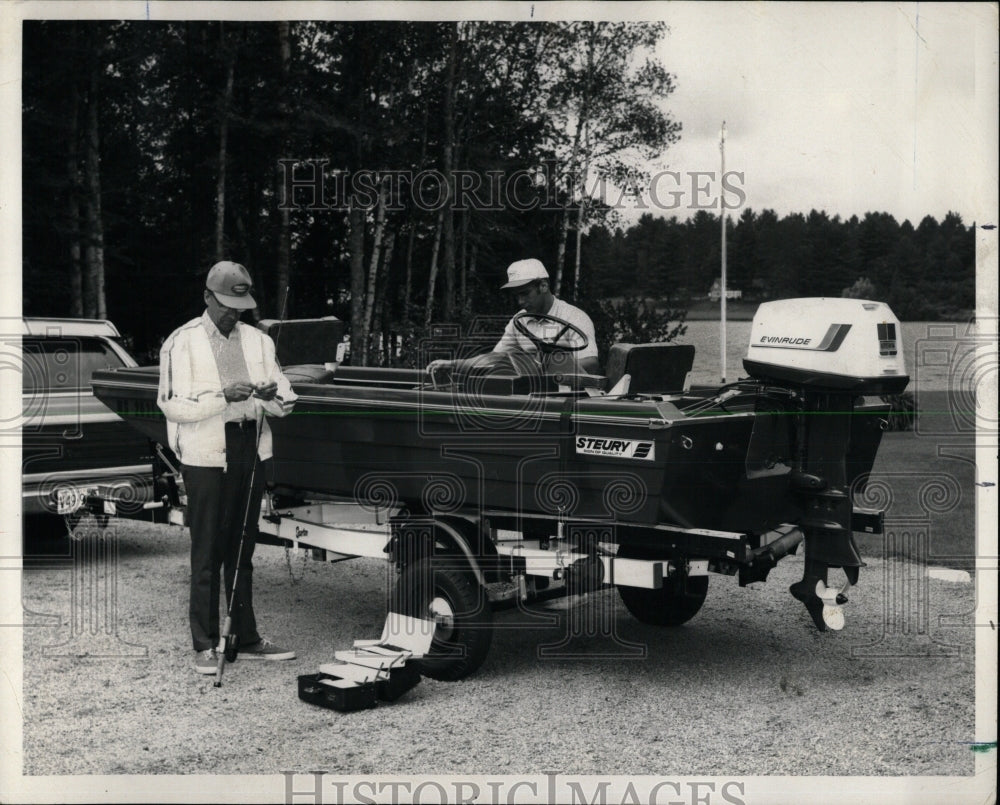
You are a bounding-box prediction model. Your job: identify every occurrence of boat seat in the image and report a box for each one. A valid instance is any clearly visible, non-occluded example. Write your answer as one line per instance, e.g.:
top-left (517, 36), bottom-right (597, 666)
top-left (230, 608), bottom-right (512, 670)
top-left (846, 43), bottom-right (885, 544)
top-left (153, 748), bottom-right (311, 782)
top-left (257, 317), bottom-right (345, 366)
top-left (284, 363), bottom-right (338, 384)
top-left (550, 372), bottom-right (608, 392)
top-left (604, 343), bottom-right (695, 395)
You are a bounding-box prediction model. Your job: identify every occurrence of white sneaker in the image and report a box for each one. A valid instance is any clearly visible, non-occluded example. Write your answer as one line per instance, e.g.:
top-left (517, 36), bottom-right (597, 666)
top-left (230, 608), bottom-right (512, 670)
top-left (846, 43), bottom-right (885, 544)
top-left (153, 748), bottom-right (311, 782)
top-left (194, 649), bottom-right (218, 675)
top-left (238, 637), bottom-right (296, 661)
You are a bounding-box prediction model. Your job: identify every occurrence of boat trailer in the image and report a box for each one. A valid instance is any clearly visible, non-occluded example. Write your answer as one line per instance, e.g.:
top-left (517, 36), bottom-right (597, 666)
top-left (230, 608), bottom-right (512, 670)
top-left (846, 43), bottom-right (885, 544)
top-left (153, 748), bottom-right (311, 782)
top-left (251, 491), bottom-right (881, 709)
top-left (84, 297), bottom-right (905, 707)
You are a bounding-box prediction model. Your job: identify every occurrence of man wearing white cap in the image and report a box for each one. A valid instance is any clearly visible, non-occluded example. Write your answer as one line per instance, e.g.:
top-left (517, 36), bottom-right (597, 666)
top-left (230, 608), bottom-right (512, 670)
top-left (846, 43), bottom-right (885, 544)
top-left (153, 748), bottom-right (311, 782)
top-left (429, 258), bottom-right (599, 376)
top-left (158, 261), bottom-right (298, 675)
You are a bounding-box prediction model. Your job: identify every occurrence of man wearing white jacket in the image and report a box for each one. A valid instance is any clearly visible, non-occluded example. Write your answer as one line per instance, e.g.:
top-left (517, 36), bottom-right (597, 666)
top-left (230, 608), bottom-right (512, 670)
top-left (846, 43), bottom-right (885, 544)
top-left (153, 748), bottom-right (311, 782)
top-left (158, 261), bottom-right (298, 675)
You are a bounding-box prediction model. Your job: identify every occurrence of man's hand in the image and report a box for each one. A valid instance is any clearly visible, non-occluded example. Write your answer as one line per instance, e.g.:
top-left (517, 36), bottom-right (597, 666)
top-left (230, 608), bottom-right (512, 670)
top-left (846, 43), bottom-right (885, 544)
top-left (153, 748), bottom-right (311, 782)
top-left (253, 381), bottom-right (279, 401)
top-left (427, 359), bottom-right (454, 375)
top-left (223, 382), bottom-right (255, 402)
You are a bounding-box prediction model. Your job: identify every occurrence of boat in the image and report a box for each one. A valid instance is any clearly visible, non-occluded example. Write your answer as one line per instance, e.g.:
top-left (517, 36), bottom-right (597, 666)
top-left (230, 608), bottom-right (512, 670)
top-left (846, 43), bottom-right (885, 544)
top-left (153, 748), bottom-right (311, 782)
top-left (91, 297), bottom-right (909, 679)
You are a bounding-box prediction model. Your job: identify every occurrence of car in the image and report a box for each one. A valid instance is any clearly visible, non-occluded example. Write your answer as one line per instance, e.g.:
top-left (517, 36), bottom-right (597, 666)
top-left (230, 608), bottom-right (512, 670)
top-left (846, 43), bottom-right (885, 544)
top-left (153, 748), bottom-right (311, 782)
top-left (20, 317), bottom-right (155, 540)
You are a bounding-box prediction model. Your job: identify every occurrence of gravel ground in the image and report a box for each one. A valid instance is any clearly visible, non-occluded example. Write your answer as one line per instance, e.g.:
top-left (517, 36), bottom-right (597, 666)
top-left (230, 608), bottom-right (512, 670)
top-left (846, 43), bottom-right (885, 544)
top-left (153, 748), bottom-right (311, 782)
top-left (19, 517), bottom-right (979, 779)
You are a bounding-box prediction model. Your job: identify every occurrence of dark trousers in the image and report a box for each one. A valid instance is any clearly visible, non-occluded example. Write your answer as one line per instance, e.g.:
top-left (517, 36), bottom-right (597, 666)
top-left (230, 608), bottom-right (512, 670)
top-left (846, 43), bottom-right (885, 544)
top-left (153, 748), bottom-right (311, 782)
top-left (181, 422), bottom-right (266, 651)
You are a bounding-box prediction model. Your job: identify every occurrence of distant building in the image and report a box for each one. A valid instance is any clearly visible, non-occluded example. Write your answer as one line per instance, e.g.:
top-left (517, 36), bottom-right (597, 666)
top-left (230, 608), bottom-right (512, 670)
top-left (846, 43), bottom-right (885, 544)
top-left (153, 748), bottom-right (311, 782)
top-left (707, 278), bottom-right (742, 302)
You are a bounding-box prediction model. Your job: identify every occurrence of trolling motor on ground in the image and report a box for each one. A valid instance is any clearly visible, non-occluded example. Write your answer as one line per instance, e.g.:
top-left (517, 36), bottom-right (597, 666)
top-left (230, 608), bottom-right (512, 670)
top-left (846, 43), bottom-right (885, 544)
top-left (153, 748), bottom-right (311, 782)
top-left (742, 298), bottom-right (908, 632)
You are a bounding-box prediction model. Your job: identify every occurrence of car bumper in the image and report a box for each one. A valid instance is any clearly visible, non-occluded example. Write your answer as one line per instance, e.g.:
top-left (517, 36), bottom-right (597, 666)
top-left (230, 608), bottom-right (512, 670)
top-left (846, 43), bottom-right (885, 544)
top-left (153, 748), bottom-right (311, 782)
top-left (22, 464), bottom-right (154, 516)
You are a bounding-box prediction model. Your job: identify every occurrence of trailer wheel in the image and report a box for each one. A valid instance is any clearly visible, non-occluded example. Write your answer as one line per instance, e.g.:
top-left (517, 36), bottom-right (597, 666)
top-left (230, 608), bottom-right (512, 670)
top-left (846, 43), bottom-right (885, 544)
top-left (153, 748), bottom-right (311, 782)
top-left (392, 557), bottom-right (493, 681)
top-left (617, 548), bottom-right (708, 626)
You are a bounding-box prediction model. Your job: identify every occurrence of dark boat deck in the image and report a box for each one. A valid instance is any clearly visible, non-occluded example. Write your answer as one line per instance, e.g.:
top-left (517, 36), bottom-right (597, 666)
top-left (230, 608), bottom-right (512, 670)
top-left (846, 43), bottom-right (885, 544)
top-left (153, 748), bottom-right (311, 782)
top-left (91, 358), bottom-right (890, 538)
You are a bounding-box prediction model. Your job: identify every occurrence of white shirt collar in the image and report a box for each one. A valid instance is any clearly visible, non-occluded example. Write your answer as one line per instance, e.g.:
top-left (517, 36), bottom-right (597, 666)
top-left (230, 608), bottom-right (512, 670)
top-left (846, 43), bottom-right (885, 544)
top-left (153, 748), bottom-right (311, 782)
top-left (201, 309), bottom-right (239, 341)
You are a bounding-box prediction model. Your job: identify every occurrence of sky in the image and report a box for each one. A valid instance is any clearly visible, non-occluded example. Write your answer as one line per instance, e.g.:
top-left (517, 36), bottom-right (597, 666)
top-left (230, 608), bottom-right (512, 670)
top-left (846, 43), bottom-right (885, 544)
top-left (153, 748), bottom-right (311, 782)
top-left (1, 2), bottom-right (996, 230)
top-left (638, 2), bottom-right (998, 225)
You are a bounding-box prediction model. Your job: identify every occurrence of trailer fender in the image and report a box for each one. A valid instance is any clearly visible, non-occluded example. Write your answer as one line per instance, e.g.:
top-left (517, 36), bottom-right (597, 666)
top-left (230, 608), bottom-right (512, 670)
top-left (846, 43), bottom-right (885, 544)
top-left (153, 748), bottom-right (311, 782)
top-left (387, 515), bottom-right (498, 587)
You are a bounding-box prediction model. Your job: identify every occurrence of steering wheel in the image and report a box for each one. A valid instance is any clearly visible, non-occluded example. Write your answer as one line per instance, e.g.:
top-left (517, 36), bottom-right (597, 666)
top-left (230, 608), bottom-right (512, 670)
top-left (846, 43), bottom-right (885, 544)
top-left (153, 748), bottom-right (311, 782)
top-left (512, 312), bottom-right (590, 354)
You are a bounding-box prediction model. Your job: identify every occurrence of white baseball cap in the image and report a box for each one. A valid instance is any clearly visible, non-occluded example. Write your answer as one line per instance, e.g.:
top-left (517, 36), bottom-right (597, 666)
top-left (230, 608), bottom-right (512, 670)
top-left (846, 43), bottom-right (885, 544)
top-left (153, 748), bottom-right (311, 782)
top-left (206, 261), bottom-right (257, 309)
top-left (500, 258), bottom-right (549, 289)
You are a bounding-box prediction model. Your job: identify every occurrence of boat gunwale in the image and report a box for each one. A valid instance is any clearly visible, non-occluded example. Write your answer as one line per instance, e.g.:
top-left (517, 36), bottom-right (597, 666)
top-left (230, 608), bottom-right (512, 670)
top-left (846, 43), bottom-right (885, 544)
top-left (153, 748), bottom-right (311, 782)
top-left (93, 369), bottom-right (760, 428)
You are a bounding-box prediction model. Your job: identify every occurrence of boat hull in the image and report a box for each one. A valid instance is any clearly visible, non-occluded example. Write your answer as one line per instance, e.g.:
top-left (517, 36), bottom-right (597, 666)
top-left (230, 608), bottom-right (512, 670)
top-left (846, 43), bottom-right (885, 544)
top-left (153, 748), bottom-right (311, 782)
top-left (91, 365), bottom-right (889, 536)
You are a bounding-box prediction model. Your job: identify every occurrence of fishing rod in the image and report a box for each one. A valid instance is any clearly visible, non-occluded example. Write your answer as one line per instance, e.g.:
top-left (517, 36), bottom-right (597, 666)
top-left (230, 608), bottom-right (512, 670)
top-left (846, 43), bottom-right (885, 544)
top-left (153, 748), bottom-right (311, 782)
top-left (215, 284), bottom-right (291, 687)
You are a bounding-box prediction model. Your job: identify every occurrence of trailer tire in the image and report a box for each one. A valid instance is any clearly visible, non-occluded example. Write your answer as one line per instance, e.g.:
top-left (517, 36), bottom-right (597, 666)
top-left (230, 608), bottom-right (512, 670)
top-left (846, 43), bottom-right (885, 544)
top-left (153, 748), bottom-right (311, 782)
top-left (392, 557), bottom-right (493, 681)
top-left (617, 549), bottom-right (708, 627)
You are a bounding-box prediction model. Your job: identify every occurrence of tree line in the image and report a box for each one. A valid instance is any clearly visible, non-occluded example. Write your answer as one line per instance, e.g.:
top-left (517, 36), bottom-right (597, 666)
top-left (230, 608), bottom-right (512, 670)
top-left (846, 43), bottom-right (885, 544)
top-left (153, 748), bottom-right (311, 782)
top-left (580, 209), bottom-right (975, 321)
top-left (22, 19), bottom-right (679, 363)
top-left (22, 20), bottom-right (974, 368)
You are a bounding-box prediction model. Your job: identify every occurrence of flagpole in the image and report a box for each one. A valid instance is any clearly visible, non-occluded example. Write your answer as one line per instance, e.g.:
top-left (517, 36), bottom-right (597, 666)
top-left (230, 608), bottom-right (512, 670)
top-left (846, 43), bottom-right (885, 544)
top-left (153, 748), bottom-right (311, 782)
top-left (720, 121), bottom-right (727, 383)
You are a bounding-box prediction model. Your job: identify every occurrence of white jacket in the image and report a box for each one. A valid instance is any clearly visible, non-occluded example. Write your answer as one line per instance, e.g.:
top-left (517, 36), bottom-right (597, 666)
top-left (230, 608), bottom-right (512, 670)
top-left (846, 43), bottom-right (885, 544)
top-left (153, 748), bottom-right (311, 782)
top-left (157, 317), bottom-right (298, 468)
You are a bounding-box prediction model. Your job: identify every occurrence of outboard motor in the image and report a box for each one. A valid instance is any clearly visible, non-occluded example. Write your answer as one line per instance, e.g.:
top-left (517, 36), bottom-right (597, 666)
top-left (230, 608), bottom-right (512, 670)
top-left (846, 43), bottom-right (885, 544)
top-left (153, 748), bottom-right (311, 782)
top-left (744, 298), bottom-right (908, 631)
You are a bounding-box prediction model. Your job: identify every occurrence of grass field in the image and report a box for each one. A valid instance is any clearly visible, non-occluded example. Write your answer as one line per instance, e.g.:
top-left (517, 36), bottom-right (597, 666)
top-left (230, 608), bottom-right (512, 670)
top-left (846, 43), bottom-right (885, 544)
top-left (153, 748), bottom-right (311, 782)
top-left (683, 299), bottom-right (759, 320)
top-left (855, 428), bottom-right (977, 565)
